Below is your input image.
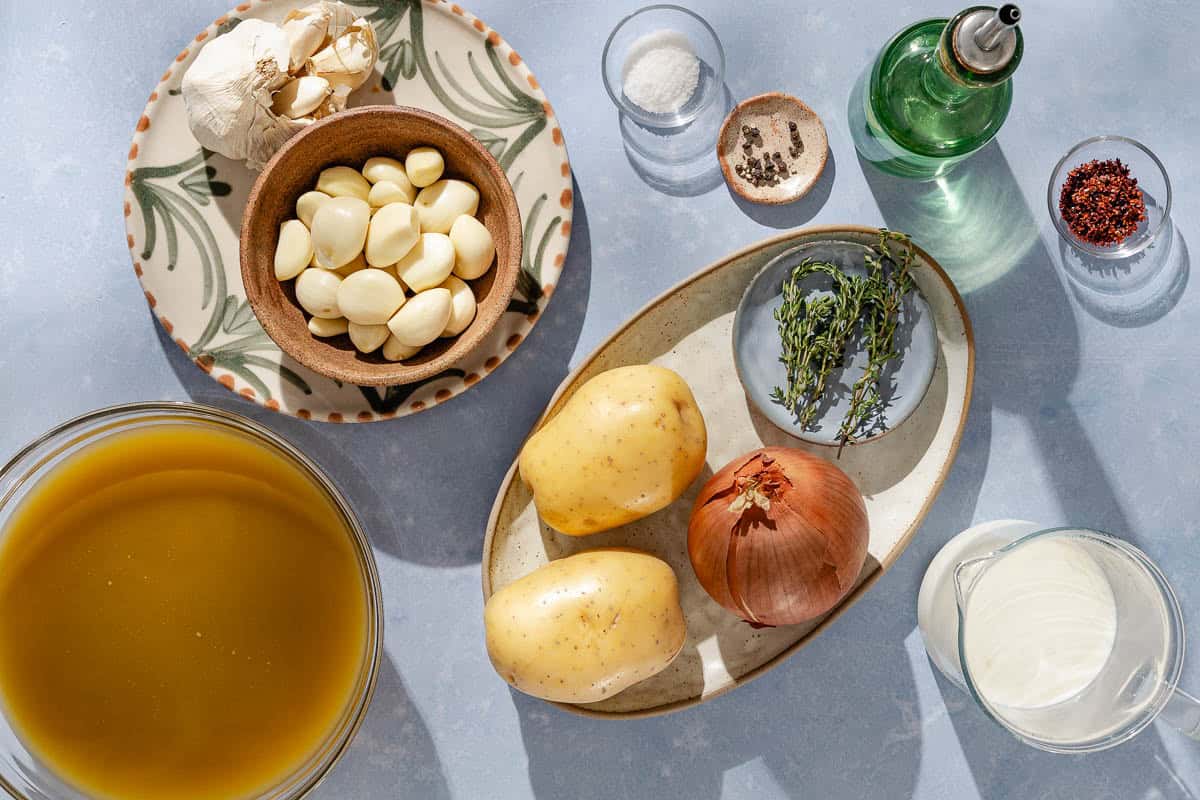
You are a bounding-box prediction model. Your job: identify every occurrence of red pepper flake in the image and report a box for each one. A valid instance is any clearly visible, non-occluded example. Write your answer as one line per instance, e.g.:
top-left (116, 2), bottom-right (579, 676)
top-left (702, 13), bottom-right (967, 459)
top-left (1058, 158), bottom-right (1147, 247)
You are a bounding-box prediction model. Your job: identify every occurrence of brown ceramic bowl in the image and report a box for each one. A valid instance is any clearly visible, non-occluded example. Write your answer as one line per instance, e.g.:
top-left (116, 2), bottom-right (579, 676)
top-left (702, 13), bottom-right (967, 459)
top-left (241, 105), bottom-right (522, 387)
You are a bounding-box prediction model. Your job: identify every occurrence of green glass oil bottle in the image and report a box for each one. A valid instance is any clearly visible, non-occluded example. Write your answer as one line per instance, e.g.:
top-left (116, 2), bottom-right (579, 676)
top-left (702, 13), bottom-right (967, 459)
top-left (851, 5), bottom-right (1024, 180)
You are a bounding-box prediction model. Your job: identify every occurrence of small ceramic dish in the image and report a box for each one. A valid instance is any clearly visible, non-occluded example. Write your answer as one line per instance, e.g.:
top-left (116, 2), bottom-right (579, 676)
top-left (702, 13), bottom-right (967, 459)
top-left (1047, 135), bottom-right (1171, 260)
top-left (732, 239), bottom-right (938, 445)
top-left (241, 105), bottom-right (522, 387)
top-left (717, 93), bottom-right (828, 205)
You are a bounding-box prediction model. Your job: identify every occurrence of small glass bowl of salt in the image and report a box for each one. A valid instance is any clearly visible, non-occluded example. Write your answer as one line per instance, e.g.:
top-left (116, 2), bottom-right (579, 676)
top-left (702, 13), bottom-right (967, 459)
top-left (601, 5), bottom-right (725, 130)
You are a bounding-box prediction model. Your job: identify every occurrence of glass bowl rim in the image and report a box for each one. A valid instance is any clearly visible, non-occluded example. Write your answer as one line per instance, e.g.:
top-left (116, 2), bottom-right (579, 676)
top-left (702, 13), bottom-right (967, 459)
top-left (1046, 134), bottom-right (1172, 260)
top-left (600, 3), bottom-right (726, 128)
top-left (0, 401), bottom-right (384, 800)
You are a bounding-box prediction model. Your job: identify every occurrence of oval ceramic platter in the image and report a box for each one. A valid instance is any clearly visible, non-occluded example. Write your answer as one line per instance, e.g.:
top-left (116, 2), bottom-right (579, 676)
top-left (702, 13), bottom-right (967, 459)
top-left (124, 0), bottom-right (572, 421)
top-left (482, 226), bottom-right (975, 718)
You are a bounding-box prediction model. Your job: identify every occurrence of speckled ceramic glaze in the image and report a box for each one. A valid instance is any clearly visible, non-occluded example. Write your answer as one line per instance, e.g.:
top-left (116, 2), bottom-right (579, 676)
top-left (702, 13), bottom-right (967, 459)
top-left (482, 226), bottom-right (974, 718)
top-left (733, 239), bottom-right (939, 445)
top-left (717, 92), bottom-right (828, 204)
top-left (124, 0), bottom-right (572, 421)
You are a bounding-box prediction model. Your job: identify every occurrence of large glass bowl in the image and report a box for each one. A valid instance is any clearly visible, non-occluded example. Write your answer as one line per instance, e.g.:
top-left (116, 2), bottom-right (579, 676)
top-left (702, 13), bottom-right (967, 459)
top-left (0, 402), bottom-right (383, 800)
top-left (1048, 135), bottom-right (1171, 260)
top-left (601, 4), bottom-right (725, 129)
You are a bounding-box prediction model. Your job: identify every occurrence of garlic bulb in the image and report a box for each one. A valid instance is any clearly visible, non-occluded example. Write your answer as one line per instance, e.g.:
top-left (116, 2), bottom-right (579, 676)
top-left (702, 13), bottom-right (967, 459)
top-left (181, 2), bottom-right (379, 171)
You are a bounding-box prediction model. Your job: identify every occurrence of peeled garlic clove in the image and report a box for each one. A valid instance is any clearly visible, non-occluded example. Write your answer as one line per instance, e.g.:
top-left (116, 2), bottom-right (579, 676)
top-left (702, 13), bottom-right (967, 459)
top-left (414, 180), bottom-right (479, 234)
top-left (365, 203), bottom-right (420, 267)
top-left (449, 214), bottom-right (495, 280)
top-left (387, 288), bottom-right (452, 348)
top-left (295, 268), bottom-right (343, 318)
top-left (281, 4), bottom-right (331, 71)
top-left (271, 75), bottom-right (331, 119)
top-left (274, 219), bottom-right (313, 280)
top-left (405, 147), bottom-right (444, 188)
top-left (296, 190), bottom-right (331, 228)
top-left (394, 232), bottom-right (455, 292)
top-left (316, 166), bottom-right (371, 201)
top-left (336, 269), bottom-right (406, 325)
top-left (308, 316), bottom-right (349, 337)
top-left (310, 196), bottom-right (370, 268)
top-left (368, 179), bottom-right (415, 208)
top-left (382, 334), bottom-right (421, 362)
top-left (439, 275), bottom-right (477, 337)
top-left (308, 16), bottom-right (378, 91)
top-left (348, 322), bottom-right (390, 353)
top-left (334, 252), bottom-right (368, 276)
top-left (362, 156), bottom-right (412, 187)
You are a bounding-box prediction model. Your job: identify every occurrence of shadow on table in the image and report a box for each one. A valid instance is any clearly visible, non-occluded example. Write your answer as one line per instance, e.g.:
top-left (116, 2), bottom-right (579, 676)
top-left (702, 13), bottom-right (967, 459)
top-left (725, 147), bottom-right (836, 230)
top-left (861, 142), bottom-right (1194, 796)
top-left (619, 84), bottom-right (733, 199)
top-left (513, 579), bottom-right (923, 800)
top-left (1057, 218), bottom-right (1190, 329)
top-left (311, 655), bottom-right (450, 799)
top-left (158, 183), bottom-right (594, 568)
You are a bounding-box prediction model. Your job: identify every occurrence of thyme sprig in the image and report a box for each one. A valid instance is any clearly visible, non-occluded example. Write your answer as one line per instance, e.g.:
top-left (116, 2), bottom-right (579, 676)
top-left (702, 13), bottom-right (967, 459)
top-left (769, 230), bottom-right (917, 451)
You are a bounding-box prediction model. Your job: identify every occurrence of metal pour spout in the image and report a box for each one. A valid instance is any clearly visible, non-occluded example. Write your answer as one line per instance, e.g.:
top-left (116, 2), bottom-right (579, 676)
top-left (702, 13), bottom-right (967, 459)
top-left (975, 5), bottom-right (1021, 51)
top-left (952, 4), bottom-right (1023, 75)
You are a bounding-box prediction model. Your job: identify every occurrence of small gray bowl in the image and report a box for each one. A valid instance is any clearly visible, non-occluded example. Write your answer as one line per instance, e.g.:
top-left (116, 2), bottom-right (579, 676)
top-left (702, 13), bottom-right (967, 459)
top-left (733, 239), bottom-right (938, 445)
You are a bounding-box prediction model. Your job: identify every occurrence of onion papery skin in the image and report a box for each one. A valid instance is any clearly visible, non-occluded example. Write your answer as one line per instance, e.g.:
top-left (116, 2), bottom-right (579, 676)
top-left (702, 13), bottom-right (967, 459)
top-left (686, 447), bottom-right (869, 626)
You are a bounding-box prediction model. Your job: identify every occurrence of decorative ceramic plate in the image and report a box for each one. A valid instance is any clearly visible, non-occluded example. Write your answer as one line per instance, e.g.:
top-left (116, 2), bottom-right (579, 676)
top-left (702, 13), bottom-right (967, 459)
top-left (124, 0), bottom-right (572, 421)
top-left (482, 226), bottom-right (974, 718)
top-left (733, 239), bottom-right (938, 445)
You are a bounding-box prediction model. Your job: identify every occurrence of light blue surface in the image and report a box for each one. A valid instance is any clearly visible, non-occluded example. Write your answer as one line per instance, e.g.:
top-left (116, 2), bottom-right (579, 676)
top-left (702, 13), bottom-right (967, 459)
top-left (1, 1), bottom-right (1198, 797)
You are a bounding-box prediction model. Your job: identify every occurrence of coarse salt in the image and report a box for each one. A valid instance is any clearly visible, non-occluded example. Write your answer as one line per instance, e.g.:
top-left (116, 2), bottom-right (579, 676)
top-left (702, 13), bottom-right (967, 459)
top-left (621, 29), bottom-right (700, 115)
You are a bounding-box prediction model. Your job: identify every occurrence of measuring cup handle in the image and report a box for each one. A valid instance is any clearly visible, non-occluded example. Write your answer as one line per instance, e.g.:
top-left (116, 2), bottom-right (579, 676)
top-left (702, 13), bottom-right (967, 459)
top-left (1160, 687), bottom-right (1200, 739)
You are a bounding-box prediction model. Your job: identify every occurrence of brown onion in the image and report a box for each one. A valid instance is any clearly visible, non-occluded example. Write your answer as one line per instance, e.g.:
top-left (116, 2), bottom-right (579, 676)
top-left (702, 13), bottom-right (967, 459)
top-left (687, 447), bottom-right (869, 626)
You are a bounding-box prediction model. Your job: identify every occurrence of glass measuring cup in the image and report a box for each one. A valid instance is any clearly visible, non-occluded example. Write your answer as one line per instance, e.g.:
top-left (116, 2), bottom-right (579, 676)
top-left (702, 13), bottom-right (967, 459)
top-left (949, 527), bottom-right (1200, 752)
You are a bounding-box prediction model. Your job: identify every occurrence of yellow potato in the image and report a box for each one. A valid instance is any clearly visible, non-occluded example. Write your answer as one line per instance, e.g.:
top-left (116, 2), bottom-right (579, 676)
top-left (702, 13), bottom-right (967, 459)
top-left (484, 549), bottom-right (686, 703)
top-left (519, 365), bottom-right (707, 535)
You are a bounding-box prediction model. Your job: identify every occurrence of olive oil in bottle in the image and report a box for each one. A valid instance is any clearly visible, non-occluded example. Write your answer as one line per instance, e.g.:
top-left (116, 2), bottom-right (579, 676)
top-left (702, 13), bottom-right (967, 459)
top-left (851, 5), bottom-right (1024, 180)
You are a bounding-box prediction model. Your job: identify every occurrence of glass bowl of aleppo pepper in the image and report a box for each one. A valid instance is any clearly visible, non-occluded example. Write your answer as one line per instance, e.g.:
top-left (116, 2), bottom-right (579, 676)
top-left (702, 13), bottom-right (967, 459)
top-left (1048, 135), bottom-right (1171, 259)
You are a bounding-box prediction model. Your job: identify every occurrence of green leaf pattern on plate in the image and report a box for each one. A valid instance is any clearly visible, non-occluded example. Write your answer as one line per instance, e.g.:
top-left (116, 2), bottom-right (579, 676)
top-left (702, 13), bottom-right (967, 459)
top-left (127, 0), bottom-right (570, 416)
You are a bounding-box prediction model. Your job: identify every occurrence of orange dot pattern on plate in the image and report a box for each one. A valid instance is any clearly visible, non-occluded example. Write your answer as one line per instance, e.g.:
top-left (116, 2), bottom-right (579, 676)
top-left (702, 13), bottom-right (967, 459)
top-left (542, 284), bottom-right (556, 299)
top-left (126, 0), bottom-right (573, 425)
top-left (161, 318), bottom-right (173, 334)
top-left (126, 234), bottom-right (135, 249)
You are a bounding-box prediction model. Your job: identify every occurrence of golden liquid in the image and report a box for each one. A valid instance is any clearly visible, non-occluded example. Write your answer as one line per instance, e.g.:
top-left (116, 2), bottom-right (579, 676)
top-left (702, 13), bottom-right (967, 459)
top-left (0, 424), bottom-right (370, 800)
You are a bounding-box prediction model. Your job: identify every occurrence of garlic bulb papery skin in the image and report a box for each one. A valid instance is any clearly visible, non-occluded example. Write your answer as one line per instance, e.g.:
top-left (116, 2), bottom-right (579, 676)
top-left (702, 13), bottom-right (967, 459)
top-left (181, 3), bottom-right (379, 172)
top-left (182, 19), bottom-right (307, 171)
top-left (306, 16), bottom-right (378, 90)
